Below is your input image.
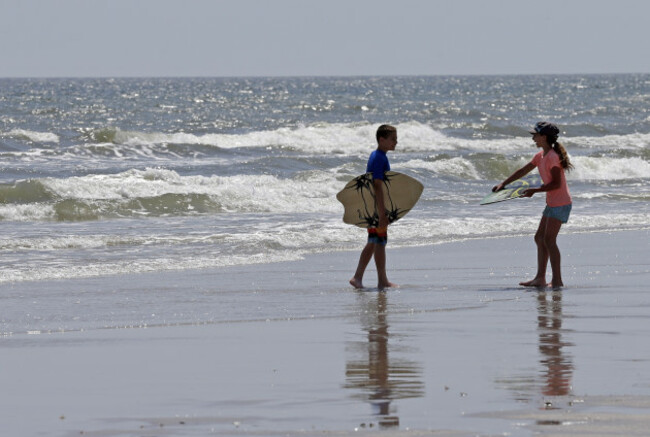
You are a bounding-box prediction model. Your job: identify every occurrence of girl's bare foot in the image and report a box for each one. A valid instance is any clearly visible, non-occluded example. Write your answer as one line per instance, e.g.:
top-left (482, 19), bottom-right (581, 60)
top-left (349, 278), bottom-right (364, 289)
top-left (378, 281), bottom-right (398, 290)
top-left (549, 281), bottom-right (564, 290)
top-left (519, 278), bottom-right (547, 287)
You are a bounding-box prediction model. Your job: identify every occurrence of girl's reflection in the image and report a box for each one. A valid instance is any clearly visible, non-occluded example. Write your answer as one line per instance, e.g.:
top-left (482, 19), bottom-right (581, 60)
top-left (538, 291), bottom-right (574, 396)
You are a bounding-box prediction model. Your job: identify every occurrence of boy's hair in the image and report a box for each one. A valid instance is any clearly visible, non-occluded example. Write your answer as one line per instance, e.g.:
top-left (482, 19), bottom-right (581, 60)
top-left (376, 124), bottom-right (397, 142)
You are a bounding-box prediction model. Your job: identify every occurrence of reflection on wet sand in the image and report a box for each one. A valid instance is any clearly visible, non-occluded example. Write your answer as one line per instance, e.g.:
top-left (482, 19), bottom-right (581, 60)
top-left (344, 292), bottom-right (424, 428)
top-left (537, 291), bottom-right (573, 398)
top-left (496, 290), bottom-right (575, 407)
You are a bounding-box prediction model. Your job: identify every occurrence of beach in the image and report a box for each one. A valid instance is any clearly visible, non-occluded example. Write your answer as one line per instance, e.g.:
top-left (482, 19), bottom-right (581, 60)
top-left (2, 229), bottom-right (649, 437)
top-left (1, 75), bottom-right (649, 436)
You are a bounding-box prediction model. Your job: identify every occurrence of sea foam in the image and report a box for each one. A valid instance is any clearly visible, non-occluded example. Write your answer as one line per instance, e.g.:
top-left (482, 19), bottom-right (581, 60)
top-left (4, 129), bottom-right (60, 143)
top-left (570, 156), bottom-right (650, 180)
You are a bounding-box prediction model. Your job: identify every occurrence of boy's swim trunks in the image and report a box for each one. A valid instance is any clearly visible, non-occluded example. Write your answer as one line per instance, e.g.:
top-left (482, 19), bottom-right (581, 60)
top-left (367, 227), bottom-right (388, 245)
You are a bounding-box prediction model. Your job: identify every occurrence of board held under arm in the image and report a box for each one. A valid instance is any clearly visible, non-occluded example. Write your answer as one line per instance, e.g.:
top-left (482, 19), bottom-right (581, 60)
top-left (336, 171), bottom-right (424, 228)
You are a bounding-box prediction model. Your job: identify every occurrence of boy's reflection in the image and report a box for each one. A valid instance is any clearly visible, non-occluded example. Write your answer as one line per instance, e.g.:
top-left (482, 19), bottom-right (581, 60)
top-left (538, 291), bottom-right (573, 396)
top-left (344, 292), bottom-right (424, 428)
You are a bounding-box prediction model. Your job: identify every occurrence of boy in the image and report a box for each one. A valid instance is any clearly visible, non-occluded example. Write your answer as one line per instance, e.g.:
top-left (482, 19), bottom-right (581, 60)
top-left (349, 124), bottom-right (398, 289)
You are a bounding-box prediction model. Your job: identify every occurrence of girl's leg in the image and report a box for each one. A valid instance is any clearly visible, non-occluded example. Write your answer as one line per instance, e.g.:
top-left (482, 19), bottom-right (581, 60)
top-left (542, 217), bottom-right (564, 289)
top-left (520, 216), bottom-right (550, 287)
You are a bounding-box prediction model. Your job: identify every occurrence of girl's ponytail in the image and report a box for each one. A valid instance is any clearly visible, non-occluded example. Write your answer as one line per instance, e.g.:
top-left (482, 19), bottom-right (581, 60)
top-left (546, 132), bottom-right (574, 171)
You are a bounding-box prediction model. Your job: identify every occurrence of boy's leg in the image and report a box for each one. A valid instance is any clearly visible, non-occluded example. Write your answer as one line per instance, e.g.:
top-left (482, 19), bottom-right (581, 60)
top-left (520, 216), bottom-right (550, 287)
top-left (350, 242), bottom-right (375, 288)
top-left (374, 244), bottom-right (397, 289)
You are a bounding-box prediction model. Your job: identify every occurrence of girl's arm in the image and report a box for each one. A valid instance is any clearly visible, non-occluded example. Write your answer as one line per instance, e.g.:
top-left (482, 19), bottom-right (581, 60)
top-left (492, 163), bottom-right (536, 192)
top-left (523, 166), bottom-right (561, 197)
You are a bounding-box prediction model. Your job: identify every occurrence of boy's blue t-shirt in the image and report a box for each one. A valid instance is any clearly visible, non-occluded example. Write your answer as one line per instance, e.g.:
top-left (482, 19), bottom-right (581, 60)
top-left (366, 149), bottom-right (390, 180)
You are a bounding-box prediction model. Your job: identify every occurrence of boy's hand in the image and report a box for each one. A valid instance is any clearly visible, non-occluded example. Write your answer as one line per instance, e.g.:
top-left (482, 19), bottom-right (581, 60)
top-left (492, 183), bottom-right (505, 192)
top-left (378, 213), bottom-right (388, 229)
top-left (373, 178), bottom-right (388, 228)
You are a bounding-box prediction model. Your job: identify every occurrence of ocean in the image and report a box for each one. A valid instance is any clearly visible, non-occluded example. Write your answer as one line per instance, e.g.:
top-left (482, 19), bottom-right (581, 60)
top-left (1, 74), bottom-right (649, 289)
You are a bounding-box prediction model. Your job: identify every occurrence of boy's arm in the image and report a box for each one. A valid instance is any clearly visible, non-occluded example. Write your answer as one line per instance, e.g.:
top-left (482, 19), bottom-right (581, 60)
top-left (373, 178), bottom-right (388, 229)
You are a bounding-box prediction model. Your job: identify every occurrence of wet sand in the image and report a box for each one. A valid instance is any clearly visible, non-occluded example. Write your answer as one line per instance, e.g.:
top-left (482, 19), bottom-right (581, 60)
top-left (1, 229), bottom-right (649, 436)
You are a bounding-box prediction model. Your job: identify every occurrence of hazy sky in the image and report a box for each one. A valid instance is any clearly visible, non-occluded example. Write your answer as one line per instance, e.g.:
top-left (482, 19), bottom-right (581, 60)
top-left (2, 0), bottom-right (649, 78)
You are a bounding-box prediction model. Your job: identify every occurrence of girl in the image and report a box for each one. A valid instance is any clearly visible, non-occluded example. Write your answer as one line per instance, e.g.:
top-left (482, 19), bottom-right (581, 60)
top-left (493, 122), bottom-right (573, 289)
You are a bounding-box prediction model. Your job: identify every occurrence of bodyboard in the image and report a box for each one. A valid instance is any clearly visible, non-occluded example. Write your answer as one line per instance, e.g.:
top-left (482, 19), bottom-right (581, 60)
top-left (480, 174), bottom-right (542, 205)
top-left (336, 171), bottom-right (424, 228)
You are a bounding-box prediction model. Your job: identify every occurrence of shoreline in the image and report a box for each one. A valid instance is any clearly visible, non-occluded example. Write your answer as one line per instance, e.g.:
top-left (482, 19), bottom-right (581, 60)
top-left (1, 229), bottom-right (649, 436)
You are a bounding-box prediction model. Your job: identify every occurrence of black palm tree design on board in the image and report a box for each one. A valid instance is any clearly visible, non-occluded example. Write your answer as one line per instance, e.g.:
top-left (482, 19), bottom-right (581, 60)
top-left (349, 172), bottom-right (412, 228)
top-left (352, 173), bottom-right (376, 226)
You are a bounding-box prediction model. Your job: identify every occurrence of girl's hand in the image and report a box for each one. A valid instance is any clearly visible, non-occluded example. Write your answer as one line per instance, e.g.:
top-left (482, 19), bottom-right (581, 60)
top-left (492, 183), bottom-right (505, 192)
top-left (522, 188), bottom-right (535, 197)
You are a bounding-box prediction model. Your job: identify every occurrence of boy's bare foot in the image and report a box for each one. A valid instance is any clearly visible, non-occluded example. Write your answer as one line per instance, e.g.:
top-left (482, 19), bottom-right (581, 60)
top-left (349, 278), bottom-right (364, 289)
top-left (519, 278), bottom-right (547, 287)
top-left (378, 281), bottom-right (398, 290)
top-left (549, 281), bottom-right (564, 290)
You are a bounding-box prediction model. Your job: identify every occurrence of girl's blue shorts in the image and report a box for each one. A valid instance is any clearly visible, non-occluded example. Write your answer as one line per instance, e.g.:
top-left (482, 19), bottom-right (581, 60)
top-left (543, 204), bottom-right (572, 224)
